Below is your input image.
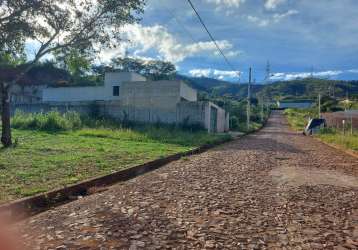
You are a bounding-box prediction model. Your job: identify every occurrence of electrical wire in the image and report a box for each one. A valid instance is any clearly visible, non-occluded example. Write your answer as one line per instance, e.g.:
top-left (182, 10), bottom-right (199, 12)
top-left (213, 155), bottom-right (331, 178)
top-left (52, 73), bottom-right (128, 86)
top-left (186, 0), bottom-right (240, 78)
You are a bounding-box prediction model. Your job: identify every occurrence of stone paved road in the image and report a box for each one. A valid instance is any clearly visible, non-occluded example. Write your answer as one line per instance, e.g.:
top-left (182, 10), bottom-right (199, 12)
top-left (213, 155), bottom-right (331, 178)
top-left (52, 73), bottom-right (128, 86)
top-left (18, 111), bottom-right (358, 249)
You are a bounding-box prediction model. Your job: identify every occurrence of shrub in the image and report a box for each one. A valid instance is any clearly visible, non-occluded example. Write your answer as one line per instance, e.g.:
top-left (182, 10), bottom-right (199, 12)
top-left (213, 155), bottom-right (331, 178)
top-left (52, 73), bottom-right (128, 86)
top-left (12, 111), bottom-right (80, 132)
top-left (64, 111), bottom-right (82, 129)
top-left (179, 117), bottom-right (205, 132)
top-left (230, 116), bottom-right (239, 129)
top-left (319, 127), bottom-right (336, 134)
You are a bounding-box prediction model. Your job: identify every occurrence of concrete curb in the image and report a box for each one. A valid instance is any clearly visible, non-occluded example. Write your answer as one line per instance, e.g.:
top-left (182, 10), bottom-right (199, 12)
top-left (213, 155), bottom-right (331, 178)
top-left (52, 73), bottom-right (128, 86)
top-left (1, 116), bottom-right (270, 220)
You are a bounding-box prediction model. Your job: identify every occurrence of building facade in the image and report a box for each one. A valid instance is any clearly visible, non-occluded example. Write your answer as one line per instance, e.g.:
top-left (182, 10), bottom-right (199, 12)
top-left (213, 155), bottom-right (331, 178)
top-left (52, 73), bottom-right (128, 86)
top-left (16, 72), bottom-right (229, 133)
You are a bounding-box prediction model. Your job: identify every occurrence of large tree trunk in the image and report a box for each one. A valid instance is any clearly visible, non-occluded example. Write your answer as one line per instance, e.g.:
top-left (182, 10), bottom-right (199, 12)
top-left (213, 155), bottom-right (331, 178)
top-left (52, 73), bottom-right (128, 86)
top-left (0, 83), bottom-right (12, 147)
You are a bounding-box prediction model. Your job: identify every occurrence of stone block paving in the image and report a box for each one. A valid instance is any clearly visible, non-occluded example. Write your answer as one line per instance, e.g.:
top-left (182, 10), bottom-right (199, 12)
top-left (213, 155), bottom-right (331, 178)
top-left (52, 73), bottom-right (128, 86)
top-left (17, 111), bottom-right (358, 249)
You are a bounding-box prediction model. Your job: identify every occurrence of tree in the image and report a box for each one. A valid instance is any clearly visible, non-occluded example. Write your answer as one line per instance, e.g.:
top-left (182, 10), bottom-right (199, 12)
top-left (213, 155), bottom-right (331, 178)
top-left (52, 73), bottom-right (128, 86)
top-left (0, 0), bottom-right (145, 147)
top-left (110, 57), bottom-right (176, 80)
top-left (55, 49), bottom-right (92, 81)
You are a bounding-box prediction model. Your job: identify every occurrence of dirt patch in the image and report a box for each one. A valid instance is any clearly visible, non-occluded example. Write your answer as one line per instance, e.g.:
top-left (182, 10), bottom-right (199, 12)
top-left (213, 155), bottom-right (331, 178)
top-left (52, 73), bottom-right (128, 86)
top-left (271, 166), bottom-right (358, 188)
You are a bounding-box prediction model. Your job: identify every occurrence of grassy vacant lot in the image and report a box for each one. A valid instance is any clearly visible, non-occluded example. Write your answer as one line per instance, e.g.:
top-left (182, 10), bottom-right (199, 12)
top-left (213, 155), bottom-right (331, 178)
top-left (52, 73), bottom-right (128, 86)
top-left (0, 112), bottom-right (230, 203)
top-left (284, 108), bottom-right (358, 152)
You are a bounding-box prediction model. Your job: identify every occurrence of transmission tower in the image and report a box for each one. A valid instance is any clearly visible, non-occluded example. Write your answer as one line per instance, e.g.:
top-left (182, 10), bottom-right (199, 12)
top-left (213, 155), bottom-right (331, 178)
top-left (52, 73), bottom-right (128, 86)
top-left (247, 67), bottom-right (252, 130)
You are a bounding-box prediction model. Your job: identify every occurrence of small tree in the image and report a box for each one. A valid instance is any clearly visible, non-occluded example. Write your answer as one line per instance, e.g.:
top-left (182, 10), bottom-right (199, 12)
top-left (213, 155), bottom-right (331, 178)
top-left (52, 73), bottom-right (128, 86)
top-left (0, 0), bottom-right (145, 147)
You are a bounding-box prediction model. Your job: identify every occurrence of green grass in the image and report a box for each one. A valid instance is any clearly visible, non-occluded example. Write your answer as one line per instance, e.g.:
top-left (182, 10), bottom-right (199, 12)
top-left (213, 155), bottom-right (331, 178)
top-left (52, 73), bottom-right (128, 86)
top-left (236, 121), bottom-right (263, 133)
top-left (0, 126), bottom-right (230, 203)
top-left (284, 108), bottom-right (358, 152)
top-left (316, 131), bottom-right (358, 151)
top-left (284, 108), bottom-right (317, 131)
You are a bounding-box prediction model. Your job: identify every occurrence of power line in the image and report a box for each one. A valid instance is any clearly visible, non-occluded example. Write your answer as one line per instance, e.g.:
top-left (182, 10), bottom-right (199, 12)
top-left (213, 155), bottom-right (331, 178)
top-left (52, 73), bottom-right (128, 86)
top-left (159, 0), bottom-right (198, 44)
top-left (186, 0), bottom-right (240, 79)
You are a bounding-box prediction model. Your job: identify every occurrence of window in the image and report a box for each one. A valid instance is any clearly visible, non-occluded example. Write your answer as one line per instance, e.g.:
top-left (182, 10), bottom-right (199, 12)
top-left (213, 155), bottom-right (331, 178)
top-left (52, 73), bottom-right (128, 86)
top-left (113, 86), bottom-right (119, 96)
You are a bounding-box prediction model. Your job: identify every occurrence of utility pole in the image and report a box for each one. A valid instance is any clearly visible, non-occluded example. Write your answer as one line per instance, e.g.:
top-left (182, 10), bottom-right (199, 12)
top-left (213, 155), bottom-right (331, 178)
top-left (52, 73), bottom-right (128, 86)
top-left (318, 93), bottom-right (321, 118)
top-left (247, 67), bottom-right (252, 130)
top-left (265, 60), bottom-right (271, 83)
top-left (260, 98), bottom-right (264, 122)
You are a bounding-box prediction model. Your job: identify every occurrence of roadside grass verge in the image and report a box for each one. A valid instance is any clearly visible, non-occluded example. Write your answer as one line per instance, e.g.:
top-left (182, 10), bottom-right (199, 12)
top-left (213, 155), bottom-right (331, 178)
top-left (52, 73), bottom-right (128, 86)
top-left (283, 108), bottom-right (317, 131)
top-left (316, 128), bottom-right (358, 152)
top-left (284, 108), bottom-right (358, 152)
top-left (0, 112), bottom-right (230, 203)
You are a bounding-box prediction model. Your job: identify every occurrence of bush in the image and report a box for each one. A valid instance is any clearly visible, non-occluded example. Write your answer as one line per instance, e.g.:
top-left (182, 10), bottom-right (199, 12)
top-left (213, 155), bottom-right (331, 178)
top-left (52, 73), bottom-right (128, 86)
top-left (12, 111), bottom-right (81, 132)
top-left (179, 117), bottom-right (205, 132)
top-left (230, 116), bottom-right (239, 130)
top-left (64, 111), bottom-right (82, 129)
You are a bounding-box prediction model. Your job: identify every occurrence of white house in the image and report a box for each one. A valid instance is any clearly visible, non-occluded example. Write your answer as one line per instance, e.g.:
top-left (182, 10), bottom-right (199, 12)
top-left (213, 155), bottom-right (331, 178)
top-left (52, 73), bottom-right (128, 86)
top-left (43, 72), bottom-right (147, 102)
top-left (39, 71), bottom-right (230, 132)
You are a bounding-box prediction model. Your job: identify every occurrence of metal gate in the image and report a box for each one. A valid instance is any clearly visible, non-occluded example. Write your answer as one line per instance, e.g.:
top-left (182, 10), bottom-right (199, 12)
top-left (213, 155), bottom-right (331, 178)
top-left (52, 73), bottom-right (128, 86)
top-left (210, 106), bottom-right (218, 133)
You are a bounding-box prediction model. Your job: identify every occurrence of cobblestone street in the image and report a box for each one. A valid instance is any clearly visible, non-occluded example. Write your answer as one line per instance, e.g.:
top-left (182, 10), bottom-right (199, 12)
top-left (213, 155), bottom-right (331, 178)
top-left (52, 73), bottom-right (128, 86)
top-left (19, 111), bottom-right (358, 249)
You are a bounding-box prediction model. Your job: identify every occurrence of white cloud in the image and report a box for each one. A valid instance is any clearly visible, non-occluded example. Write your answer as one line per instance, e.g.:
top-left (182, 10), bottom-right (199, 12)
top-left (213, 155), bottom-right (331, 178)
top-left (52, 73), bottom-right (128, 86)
top-left (189, 69), bottom-right (212, 78)
top-left (189, 68), bottom-right (241, 80)
top-left (270, 70), bottom-right (345, 81)
top-left (264, 0), bottom-right (286, 10)
top-left (347, 69), bottom-right (358, 74)
top-left (205, 0), bottom-right (246, 8)
top-left (247, 15), bottom-right (270, 27)
top-left (97, 24), bottom-right (240, 63)
top-left (272, 10), bottom-right (299, 23)
top-left (247, 10), bottom-right (298, 27)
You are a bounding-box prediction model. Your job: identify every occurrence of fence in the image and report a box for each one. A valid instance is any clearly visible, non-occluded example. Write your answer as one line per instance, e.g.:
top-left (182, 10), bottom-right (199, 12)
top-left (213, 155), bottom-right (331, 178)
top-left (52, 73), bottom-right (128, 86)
top-left (322, 111), bottom-right (358, 134)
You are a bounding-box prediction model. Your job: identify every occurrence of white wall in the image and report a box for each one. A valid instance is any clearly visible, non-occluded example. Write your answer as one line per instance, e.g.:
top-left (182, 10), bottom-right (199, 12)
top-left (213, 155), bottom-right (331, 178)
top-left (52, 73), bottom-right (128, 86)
top-left (43, 72), bottom-right (147, 102)
top-left (180, 82), bottom-right (197, 102)
top-left (120, 80), bottom-right (181, 111)
top-left (43, 86), bottom-right (106, 102)
top-left (104, 72), bottom-right (146, 99)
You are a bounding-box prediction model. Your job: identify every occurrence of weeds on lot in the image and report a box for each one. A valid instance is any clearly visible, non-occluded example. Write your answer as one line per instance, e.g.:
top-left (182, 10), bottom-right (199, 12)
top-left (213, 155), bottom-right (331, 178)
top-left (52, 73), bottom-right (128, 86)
top-left (317, 128), bottom-right (358, 151)
top-left (12, 111), bottom-right (82, 131)
top-left (0, 111), bottom-right (231, 202)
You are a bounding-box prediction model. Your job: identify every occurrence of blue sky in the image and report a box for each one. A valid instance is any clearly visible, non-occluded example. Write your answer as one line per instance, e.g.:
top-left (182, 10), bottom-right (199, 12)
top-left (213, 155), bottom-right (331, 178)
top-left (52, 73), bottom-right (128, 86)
top-left (119, 0), bottom-right (358, 82)
top-left (27, 0), bottom-right (358, 83)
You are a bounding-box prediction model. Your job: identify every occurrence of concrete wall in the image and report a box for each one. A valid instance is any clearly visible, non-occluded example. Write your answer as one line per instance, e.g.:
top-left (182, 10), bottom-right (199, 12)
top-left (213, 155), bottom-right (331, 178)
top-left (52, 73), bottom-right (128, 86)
top-left (11, 103), bottom-right (92, 116)
top-left (207, 102), bottom-right (229, 133)
top-left (42, 72), bottom-right (196, 105)
top-left (12, 100), bottom-right (229, 133)
top-left (119, 81), bottom-right (186, 123)
top-left (43, 72), bottom-right (146, 102)
top-left (177, 102), bottom-right (207, 128)
top-left (10, 84), bottom-right (46, 103)
top-left (217, 105), bottom-right (226, 133)
top-left (177, 101), bottom-right (229, 133)
top-left (13, 72), bottom-right (229, 132)
top-left (43, 87), bottom-right (106, 102)
top-left (180, 82), bottom-right (197, 102)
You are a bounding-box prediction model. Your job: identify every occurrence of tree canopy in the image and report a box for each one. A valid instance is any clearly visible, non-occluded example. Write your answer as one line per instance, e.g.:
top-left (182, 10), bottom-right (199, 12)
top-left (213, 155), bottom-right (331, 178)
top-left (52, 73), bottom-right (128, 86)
top-left (0, 0), bottom-right (146, 147)
top-left (110, 57), bottom-right (176, 80)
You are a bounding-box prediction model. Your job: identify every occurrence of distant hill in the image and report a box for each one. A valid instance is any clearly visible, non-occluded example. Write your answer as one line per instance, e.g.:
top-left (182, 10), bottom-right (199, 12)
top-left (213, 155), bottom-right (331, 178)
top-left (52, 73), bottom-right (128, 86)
top-left (176, 74), bottom-right (262, 99)
top-left (259, 78), bottom-right (358, 100)
top-left (177, 75), bottom-right (358, 101)
top-left (176, 75), bottom-right (231, 91)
